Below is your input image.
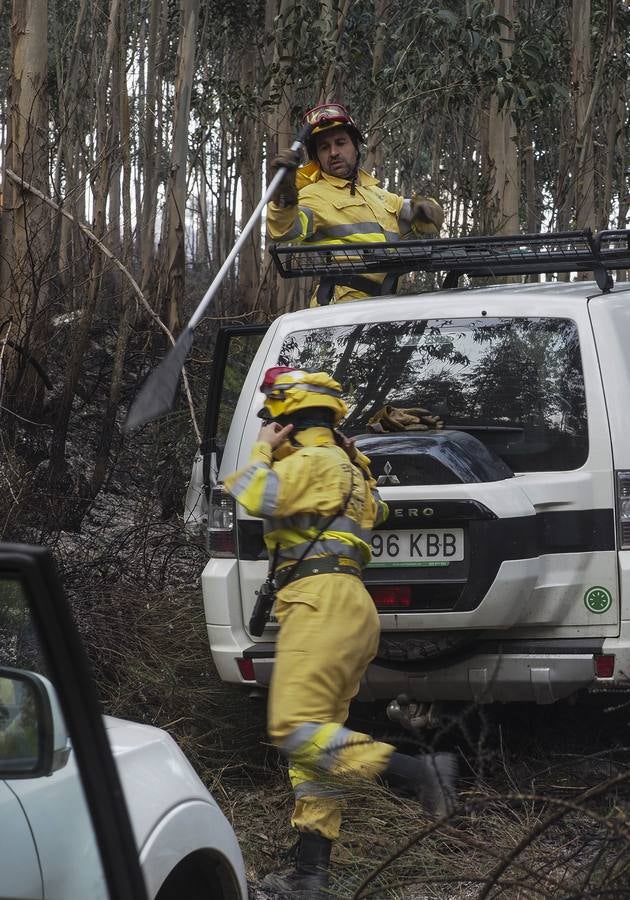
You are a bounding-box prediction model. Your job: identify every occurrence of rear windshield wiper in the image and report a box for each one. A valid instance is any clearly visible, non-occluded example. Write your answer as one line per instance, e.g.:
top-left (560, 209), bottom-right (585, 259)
top-left (448, 425), bottom-right (525, 433)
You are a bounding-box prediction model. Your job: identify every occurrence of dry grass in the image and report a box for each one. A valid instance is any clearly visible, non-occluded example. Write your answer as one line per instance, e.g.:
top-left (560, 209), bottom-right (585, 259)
top-left (70, 562), bottom-right (630, 899)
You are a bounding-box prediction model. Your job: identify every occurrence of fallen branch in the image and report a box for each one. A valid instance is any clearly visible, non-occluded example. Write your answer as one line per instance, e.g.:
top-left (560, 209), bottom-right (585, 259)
top-left (5, 167), bottom-right (200, 443)
top-left (476, 772), bottom-right (630, 900)
top-left (352, 784), bottom-right (630, 900)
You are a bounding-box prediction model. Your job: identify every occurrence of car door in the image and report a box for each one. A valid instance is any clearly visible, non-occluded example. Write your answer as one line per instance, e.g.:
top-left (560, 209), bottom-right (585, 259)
top-left (7, 751), bottom-right (110, 900)
top-left (185, 324), bottom-right (268, 530)
top-left (0, 780), bottom-right (42, 899)
top-left (0, 544), bottom-right (149, 900)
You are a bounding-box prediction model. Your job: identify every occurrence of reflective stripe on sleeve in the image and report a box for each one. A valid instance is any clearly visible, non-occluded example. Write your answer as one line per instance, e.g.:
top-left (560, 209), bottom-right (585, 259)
top-left (372, 491), bottom-right (388, 525)
top-left (300, 206), bottom-right (314, 237)
top-left (281, 219), bottom-right (304, 241)
top-left (272, 206), bottom-right (313, 242)
top-left (260, 470), bottom-right (281, 515)
top-left (228, 462), bottom-right (268, 497)
top-left (229, 462), bottom-right (280, 516)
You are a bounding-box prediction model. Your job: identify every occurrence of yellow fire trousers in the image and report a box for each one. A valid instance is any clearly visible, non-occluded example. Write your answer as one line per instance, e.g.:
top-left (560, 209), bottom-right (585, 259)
top-left (267, 572), bottom-right (395, 840)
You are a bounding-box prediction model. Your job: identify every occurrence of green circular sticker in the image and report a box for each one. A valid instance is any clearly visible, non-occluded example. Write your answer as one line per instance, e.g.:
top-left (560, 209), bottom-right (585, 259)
top-left (584, 586), bottom-right (613, 614)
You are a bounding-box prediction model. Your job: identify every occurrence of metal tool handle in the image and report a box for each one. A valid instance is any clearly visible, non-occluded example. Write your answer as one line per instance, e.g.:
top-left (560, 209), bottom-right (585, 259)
top-left (189, 122), bottom-right (313, 330)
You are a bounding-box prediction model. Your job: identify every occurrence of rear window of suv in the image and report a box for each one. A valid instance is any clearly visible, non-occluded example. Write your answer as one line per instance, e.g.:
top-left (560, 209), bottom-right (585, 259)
top-left (277, 317), bottom-right (588, 473)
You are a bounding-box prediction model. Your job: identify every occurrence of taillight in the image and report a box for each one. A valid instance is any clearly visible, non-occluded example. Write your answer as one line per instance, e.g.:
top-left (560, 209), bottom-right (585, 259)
top-left (594, 654), bottom-right (615, 678)
top-left (616, 471), bottom-right (630, 549)
top-left (208, 485), bottom-right (236, 557)
top-left (237, 658), bottom-right (256, 681)
top-left (369, 586), bottom-right (411, 609)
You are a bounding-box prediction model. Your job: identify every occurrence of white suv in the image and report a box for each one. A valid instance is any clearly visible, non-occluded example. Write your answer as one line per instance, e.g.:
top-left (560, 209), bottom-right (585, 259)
top-left (186, 230), bottom-right (630, 710)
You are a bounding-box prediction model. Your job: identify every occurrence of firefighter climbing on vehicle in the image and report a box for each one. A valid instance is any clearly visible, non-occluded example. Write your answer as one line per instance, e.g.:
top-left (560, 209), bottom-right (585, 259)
top-left (224, 367), bottom-right (457, 899)
top-left (267, 103), bottom-right (444, 305)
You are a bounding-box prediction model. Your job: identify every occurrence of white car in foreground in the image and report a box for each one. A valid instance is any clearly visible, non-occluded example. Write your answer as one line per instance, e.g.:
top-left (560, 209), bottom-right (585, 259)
top-left (0, 544), bottom-right (248, 900)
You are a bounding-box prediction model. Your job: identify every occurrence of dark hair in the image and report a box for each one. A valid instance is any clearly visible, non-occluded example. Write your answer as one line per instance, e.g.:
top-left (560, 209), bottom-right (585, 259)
top-left (275, 407), bottom-right (336, 430)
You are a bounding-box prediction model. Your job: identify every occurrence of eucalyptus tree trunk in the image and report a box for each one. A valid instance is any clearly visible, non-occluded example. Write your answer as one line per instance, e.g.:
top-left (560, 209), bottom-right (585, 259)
top-left (91, 0), bottom-right (134, 497)
top-left (601, 93), bottom-right (618, 230)
top-left (555, 106), bottom-right (572, 234)
top-left (614, 64), bottom-right (628, 281)
top-left (139, 0), bottom-right (162, 294)
top-left (601, 28), bottom-right (624, 230)
top-left (364, 0), bottom-right (388, 180)
top-left (447, 117), bottom-right (465, 236)
top-left (318, 0), bottom-right (352, 103)
top-left (216, 109), bottom-right (237, 294)
top-left (476, 97), bottom-right (490, 235)
top-left (264, 0), bottom-right (300, 315)
top-left (158, 0), bottom-right (200, 334)
top-left (483, 0), bottom-right (519, 235)
top-left (237, 44), bottom-right (263, 311)
top-left (52, 0), bottom-right (88, 302)
top-left (108, 39), bottom-right (122, 257)
top-left (523, 125), bottom-right (538, 234)
top-left (0, 0), bottom-right (51, 412)
top-left (571, 0), bottom-right (595, 231)
top-left (49, 0), bottom-right (120, 477)
top-left (616, 84), bottom-right (629, 236)
top-left (196, 150), bottom-right (212, 269)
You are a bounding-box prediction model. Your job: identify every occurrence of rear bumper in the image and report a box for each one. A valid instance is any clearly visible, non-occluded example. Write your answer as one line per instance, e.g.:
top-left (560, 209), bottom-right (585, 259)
top-left (361, 651), bottom-right (597, 704)
top-left (237, 642), bottom-right (600, 704)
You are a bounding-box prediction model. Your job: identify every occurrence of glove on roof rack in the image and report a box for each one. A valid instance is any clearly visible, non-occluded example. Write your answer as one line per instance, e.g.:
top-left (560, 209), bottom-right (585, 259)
top-left (269, 228), bottom-right (630, 293)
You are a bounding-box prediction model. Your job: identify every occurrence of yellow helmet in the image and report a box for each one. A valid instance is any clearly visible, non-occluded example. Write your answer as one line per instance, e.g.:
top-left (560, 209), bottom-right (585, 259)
top-left (259, 367), bottom-right (348, 425)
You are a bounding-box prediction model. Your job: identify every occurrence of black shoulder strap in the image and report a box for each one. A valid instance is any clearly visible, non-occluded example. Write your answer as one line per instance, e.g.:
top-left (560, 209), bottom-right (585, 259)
top-left (268, 542), bottom-right (280, 579)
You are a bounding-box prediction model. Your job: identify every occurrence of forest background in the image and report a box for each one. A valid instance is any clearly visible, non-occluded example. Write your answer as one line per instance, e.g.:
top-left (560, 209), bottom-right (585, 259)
top-left (2, 2), bottom-right (630, 895)
top-left (1, 0), bottom-right (628, 518)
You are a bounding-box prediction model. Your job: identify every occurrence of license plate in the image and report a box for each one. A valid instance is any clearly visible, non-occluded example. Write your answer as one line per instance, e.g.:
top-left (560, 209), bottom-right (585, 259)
top-left (369, 529), bottom-right (464, 567)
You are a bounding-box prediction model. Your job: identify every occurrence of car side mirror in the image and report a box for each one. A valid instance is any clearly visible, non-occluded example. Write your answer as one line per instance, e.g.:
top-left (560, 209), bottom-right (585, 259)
top-left (0, 667), bottom-right (70, 778)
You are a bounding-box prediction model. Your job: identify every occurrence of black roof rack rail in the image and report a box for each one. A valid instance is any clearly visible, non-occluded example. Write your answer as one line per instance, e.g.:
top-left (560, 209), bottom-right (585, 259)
top-left (269, 228), bottom-right (630, 293)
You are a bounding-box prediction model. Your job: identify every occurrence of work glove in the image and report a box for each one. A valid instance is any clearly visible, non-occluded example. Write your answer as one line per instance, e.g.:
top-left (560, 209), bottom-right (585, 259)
top-left (367, 405), bottom-right (444, 433)
top-left (269, 147), bottom-right (300, 207)
top-left (410, 194), bottom-right (444, 236)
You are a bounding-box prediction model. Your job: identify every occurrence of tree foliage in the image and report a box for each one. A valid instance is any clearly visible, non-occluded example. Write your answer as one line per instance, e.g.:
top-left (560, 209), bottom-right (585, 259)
top-left (0, 0), bottom-right (627, 521)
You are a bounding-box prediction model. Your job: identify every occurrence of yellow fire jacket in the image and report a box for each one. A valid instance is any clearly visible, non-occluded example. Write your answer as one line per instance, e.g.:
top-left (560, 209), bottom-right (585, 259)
top-left (224, 427), bottom-right (388, 573)
top-left (267, 162), bottom-right (441, 303)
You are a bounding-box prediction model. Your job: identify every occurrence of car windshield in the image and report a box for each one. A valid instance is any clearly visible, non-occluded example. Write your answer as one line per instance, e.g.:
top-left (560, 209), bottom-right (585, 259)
top-left (277, 317), bottom-right (588, 472)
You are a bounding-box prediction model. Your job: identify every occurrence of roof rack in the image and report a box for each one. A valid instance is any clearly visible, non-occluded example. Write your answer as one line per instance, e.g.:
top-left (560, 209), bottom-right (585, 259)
top-left (269, 228), bottom-right (630, 293)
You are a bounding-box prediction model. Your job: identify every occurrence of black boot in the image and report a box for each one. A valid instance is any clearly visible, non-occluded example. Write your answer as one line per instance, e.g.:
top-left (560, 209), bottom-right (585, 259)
top-left (384, 751), bottom-right (459, 816)
top-left (260, 832), bottom-right (332, 899)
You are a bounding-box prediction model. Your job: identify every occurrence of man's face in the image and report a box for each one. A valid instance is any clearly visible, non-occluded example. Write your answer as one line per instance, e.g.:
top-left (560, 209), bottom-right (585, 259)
top-left (315, 126), bottom-right (358, 179)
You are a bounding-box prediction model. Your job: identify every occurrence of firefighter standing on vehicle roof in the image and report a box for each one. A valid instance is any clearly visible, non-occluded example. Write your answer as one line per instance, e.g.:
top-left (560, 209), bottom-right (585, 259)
top-left (267, 103), bottom-right (444, 306)
top-left (224, 367), bottom-right (457, 899)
